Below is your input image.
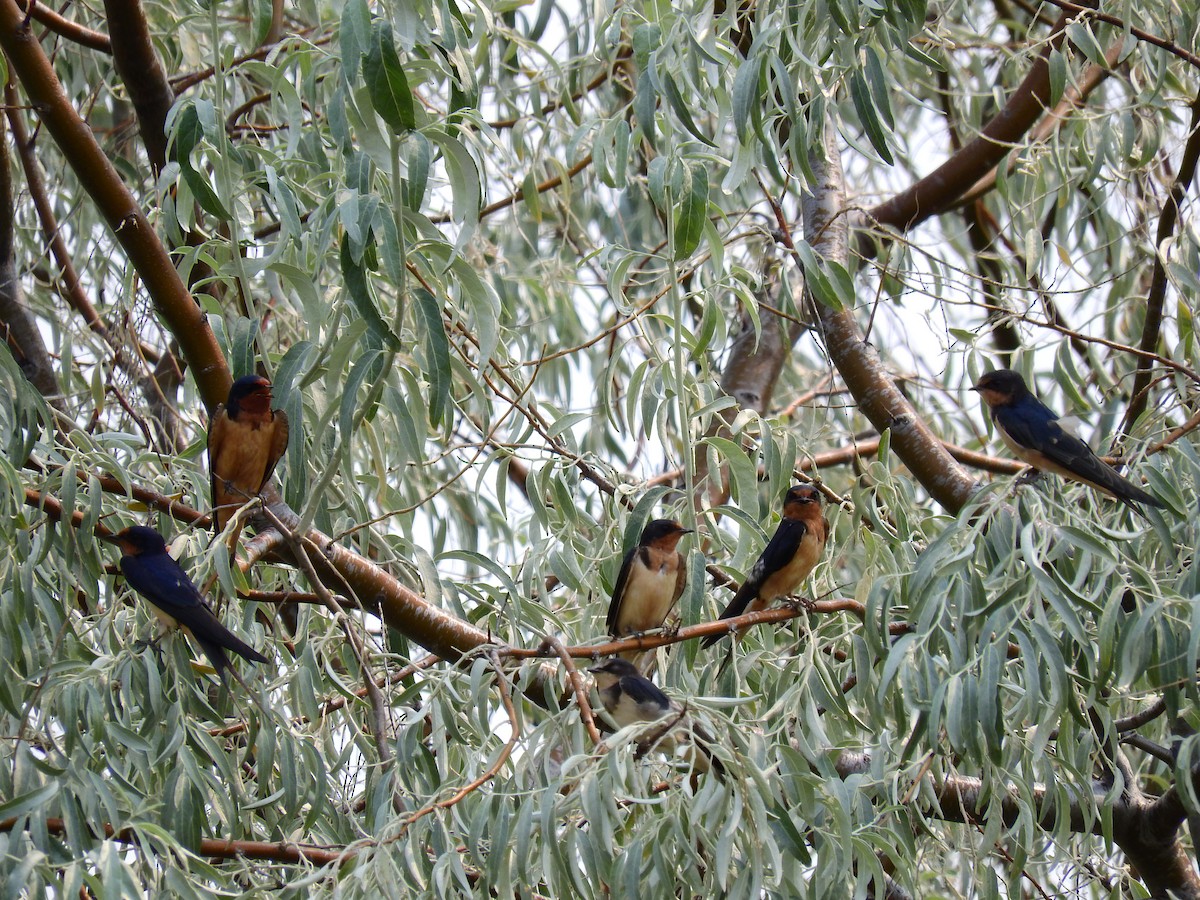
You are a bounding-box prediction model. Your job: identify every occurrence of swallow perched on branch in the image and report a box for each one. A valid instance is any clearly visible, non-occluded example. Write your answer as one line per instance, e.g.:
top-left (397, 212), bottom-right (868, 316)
top-left (971, 368), bottom-right (1164, 514)
top-left (588, 657), bottom-right (723, 776)
top-left (606, 519), bottom-right (692, 661)
top-left (114, 526), bottom-right (269, 678)
top-left (208, 374), bottom-right (289, 534)
top-left (703, 485), bottom-right (827, 647)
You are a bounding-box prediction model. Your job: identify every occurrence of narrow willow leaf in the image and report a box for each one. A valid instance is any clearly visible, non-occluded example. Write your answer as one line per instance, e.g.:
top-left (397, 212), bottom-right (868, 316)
top-left (849, 67), bottom-right (894, 165)
top-left (673, 163), bottom-right (708, 260)
top-left (413, 287), bottom-right (451, 427)
top-left (365, 21), bottom-right (415, 133)
top-left (339, 235), bottom-right (401, 350)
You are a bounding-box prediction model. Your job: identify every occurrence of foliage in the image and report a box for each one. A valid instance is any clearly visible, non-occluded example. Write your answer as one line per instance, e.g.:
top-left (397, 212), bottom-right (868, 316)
top-left (1, 0), bottom-right (1199, 896)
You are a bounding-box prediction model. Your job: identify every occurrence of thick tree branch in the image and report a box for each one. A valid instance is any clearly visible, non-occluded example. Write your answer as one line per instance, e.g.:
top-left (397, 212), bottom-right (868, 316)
top-left (799, 128), bottom-right (978, 513)
top-left (866, 7), bottom-right (1088, 239)
top-left (0, 108), bottom-right (59, 399)
top-left (103, 0), bottom-right (175, 173)
top-left (13, 0), bottom-right (110, 51)
top-left (1122, 88), bottom-right (1200, 435)
top-left (0, 2), bottom-right (230, 410)
top-left (835, 752), bottom-right (1200, 898)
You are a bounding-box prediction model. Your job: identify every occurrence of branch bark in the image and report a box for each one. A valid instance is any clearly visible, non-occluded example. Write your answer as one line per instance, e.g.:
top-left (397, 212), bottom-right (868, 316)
top-left (1121, 87), bottom-right (1200, 436)
top-left (0, 2), bottom-right (230, 410)
top-left (103, 0), bottom-right (175, 173)
top-left (800, 125), bottom-right (978, 512)
top-left (865, 6), bottom-right (1091, 240)
top-left (0, 106), bottom-right (59, 400)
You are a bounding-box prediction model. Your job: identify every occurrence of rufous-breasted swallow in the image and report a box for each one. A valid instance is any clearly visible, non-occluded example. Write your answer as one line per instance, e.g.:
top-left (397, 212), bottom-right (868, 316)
top-left (606, 519), bottom-right (692, 660)
top-left (114, 526), bottom-right (269, 677)
top-left (588, 657), bottom-right (723, 775)
top-left (208, 374), bottom-right (289, 534)
top-left (703, 485), bottom-right (827, 647)
top-left (972, 368), bottom-right (1164, 514)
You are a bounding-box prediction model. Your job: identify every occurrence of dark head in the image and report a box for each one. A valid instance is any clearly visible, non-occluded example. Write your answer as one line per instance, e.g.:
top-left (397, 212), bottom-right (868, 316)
top-left (638, 518), bottom-right (693, 550)
top-left (226, 375), bottom-right (274, 417)
top-left (588, 657), bottom-right (642, 679)
top-left (970, 369), bottom-right (1031, 408)
top-left (113, 525), bottom-right (168, 558)
top-left (782, 485), bottom-right (822, 514)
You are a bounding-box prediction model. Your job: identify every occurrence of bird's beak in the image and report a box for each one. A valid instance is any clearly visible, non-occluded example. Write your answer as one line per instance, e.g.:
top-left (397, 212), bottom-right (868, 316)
top-left (968, 385), bottom-right (980, 392)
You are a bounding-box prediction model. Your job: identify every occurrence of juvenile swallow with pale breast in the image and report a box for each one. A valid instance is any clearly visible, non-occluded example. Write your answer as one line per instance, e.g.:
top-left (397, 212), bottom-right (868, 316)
top-left (588, 657), bottom-right (723, 776)
top-left (208, 374), bottom-right (289, 533)
top-left (972, 368), bottom-right (1164, 514)
top-left (114, 526), bottom-right (269, 678)
top-left (606, 519), bottom-right (691, 660)
top-left (703, 485), bottom-right (827, 647)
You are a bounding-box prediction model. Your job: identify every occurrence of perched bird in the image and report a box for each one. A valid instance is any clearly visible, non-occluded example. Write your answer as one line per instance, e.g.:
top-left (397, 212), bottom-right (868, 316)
top-left (588, 657), bottom-right (723, 776)
top-left (971, 368), bottom-right (1164, 514)
top-left (114, 526), bottom-right (269, 678)
top-left (702, 485), bottom-right (827, 648)
top-left (606, 519), bottom-right (692, 661)
top-left (207, 374), bottom-right (289, 534)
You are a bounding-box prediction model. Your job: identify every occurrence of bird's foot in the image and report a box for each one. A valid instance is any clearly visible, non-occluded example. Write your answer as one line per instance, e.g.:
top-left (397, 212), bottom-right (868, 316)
top-left (135, 636), bottom-right (166, 664)
top-left (783, 595), bottom-right (815, 612)
top-left (1015, 468), bottom-right (1043, 487)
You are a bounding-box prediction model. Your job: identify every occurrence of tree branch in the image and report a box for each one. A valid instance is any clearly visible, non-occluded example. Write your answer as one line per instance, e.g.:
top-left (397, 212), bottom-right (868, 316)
top-left (1122, 87), bottom-right (1200, 435)
top-left (0, 1), bottom-right (230, 410)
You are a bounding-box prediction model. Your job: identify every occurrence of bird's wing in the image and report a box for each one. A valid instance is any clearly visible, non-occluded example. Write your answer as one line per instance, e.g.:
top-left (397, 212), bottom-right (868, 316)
top-left (605, 546), bottom-right (637, 635)
top-left (207, 406), bottom-right (230, 532)
top-left (672, 550), bottom-right (687, 604)
top-left (122, 552), bottom-right (207, 615)
top-left (996, 402), bottom-right (1161, 505)
top-left (994, 401), bottom-right (1090, 465)
top-left (262, 408), bottom-right (289, 487)
top-left (718, 518), bottom-right (808, 621)
top-left (618, 673), bottom-right (673, 716)
top-left (121, 555), bottom-right (268, 666)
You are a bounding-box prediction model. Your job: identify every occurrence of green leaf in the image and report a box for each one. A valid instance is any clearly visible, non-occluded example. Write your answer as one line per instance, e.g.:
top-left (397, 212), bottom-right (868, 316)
top-left (849, 66), bottom-right (894, 165)
top-left (365, 21), bottom-right (415, 133)
top-left (732, 54), bottom-right (765, 144)
top-left (340, 235), bottom-right (402, 350)
top-left (413, 287), bottom-right (451, 427)
top-left (402, 132), bottom-right (431, 211)
top-left (0, 782), bottom-right (59, 820)
top-left (673, 162), bottom-right (708, 260)
top-left (340, 0), bottom-right (372, 78)
top-left (634, 71), bottom-right (658, 150)
top-left (661, 71), bottom-right (715, 147)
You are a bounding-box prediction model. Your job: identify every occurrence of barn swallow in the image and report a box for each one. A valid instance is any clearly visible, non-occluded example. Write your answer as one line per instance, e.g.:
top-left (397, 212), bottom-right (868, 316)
top-left (207, 374), bottom-right (289, 534)
top-left (702, 485), bottom-right (827, 647)
top-left (114, 526), bottom-right (269, 677)
top-left (971, 368), bottom-right (1164, 514)
top-left (606, 519), bottom-right (691, 661)
top-left (588, 657), bottom-right (723, 776)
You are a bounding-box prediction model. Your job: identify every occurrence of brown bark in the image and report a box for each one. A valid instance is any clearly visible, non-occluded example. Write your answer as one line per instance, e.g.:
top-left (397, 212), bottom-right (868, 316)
top-left (1122, 88), bottom-right (1200, 437)
top-left (866, 7), bottom-right (1092, 239)
top-left (0, 1), bottom-right (230, 410)
top-left (802, 125), bottom-right (978, 512)
top-left (103, 0), bottom-right (175, 173)
top-left (0, 102), bottom-right (59, 399)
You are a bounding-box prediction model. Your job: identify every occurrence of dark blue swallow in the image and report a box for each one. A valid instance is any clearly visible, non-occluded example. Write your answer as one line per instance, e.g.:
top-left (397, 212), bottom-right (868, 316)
top-left (972, 368), bottom-right (1164, 513)
top-left (114, 526), bottom-right (269, 677)
top-left (588, 657), bottom-right (723, 776)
